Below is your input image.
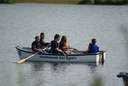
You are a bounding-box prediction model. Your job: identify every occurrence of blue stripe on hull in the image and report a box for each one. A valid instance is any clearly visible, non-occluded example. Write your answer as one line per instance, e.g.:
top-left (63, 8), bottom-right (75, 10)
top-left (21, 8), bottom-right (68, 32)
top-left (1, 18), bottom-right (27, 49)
top-left (39, 55), bottom-right (77, 60)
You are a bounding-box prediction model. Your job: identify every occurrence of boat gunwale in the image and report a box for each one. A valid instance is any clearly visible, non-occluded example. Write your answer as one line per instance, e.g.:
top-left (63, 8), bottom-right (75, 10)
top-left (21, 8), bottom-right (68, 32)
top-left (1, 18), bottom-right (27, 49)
top-left (16, 46), bottom-right (104, 56)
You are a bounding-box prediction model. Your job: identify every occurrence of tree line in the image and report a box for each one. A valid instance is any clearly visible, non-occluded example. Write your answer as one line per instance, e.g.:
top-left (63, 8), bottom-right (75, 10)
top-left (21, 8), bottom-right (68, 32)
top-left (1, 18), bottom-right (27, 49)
top-left (0, 0), bottom-right (128, 5)
top-left (79, 0), bottom-right (128, 5)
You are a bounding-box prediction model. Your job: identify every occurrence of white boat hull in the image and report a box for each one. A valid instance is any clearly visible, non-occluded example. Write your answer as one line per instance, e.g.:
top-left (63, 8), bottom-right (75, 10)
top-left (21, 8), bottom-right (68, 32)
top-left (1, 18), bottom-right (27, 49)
top-left (16, 46), bottom-right (106, 63)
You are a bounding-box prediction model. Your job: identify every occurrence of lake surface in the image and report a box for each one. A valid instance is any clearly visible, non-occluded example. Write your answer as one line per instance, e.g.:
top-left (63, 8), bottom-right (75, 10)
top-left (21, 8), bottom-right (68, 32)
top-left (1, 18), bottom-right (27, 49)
top-left (0, 4), bottom-right (128, 86)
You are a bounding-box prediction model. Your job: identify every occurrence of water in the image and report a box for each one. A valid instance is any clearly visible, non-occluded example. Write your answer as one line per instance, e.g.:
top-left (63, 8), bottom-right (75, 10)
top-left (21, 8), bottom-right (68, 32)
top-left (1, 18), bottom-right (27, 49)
top-left (0, 4), bottom-right (128, 86)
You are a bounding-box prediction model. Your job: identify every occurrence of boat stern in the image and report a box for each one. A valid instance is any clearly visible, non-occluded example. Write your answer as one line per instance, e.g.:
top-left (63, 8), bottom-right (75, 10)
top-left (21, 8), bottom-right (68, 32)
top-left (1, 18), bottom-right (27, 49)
top-left (96, 51), bottom-right (106, 64)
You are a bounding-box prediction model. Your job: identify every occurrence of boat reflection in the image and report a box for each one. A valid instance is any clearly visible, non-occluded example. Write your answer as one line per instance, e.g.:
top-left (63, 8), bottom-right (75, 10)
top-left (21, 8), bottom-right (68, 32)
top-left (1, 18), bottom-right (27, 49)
top-left (30, 60), bottom-right (104, 73)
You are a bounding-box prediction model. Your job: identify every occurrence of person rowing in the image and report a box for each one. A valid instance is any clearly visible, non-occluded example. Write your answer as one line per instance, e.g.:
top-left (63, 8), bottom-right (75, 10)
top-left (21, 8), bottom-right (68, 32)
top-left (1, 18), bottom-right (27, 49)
top-left (31, 36), bottom-right (42, 52)
top-left (39, 32), bottom-right (50, 49)
top-left (50, 34), bottom-right (64, 55)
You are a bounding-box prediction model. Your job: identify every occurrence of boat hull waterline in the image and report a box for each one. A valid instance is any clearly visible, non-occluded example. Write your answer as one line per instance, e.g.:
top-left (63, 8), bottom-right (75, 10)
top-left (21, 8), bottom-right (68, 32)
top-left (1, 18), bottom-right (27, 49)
top-left (16, 46), bottom-right (106, 64)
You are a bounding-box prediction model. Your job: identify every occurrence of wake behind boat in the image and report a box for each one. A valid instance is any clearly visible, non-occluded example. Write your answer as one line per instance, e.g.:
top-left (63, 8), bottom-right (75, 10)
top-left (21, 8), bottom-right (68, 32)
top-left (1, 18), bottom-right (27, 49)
top-left (16, 46), bottom-right (106, 64)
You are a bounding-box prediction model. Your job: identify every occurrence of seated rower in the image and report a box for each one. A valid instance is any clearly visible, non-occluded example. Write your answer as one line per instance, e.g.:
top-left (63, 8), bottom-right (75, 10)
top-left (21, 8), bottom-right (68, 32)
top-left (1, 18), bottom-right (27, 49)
top-left (59, 35), bottom-right (75, 54)
top-left (31, 36), bottom-right (42, 52)
top-left (40, 32), bottom-right (50, 49)
top-left (50, 34), bottom-right (64, 54)
top-left (88, 38), bottom-right (99, 53)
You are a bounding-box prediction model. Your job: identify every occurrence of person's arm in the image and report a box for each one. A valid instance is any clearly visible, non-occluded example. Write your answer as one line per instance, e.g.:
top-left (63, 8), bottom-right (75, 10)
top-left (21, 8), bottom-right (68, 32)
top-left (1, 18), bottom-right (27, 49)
top-left (55, 42), bottom-right (63, 53)
top-left (56, 43), bottom-right (63, 52)
top-left (32, 45), bottom-right (37, 52)
top-left (32, 44), bottom-right (42, 52)
top-left (88, 43), bottom-right (91, 51)
top-left (97, 46), bottom-right (99, 52)
top-left (56, 48), bottom-right (63, 52)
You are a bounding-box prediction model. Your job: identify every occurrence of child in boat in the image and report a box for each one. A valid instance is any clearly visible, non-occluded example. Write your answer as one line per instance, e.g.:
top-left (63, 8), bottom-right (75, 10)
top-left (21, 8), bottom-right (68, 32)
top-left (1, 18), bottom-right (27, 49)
top-left (88, 38), bottom-right (99, 53)
top-left (39, 32), bottom-right (50, 49)
top-left (50, 34), bottom-right (64, 54)
top-left (31, 36), bottom-right (42, 52)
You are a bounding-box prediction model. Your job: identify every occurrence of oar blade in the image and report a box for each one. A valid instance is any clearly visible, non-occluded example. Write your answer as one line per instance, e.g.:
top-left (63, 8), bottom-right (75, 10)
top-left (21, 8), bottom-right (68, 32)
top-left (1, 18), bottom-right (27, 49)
top-left (16, 52), bottom-right (38, 64)
top-left (17, 59), bottom-right (26, 64)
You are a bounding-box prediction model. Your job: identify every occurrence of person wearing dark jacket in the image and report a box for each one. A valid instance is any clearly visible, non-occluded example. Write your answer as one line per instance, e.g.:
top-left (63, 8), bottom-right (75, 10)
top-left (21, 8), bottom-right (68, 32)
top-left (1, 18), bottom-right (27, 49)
top-left (88, 38), bottom-right (99, 53)
top-left (50, 34), bottom-right (63, 54)
top-left (31, 36), bottom-right (42, 52)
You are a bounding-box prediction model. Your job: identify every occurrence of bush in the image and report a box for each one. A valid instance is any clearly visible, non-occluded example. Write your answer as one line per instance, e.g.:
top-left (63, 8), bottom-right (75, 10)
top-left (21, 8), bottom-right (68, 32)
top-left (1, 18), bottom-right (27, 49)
top-left (105, 0), bottom-right (125, 5)
top-left (0, 0), bottom-right (15, 3)
top-left (79, 0), bottom-right (94, 4)
top-left (8, 0), bottom-right (15, 3)
top-left (94, 0), bottom-right (127, 5)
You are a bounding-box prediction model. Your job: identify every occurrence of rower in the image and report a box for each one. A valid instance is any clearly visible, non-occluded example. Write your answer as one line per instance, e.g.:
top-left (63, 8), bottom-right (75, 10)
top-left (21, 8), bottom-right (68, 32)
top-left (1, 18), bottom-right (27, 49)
top-left (88, 38), bottom-right (99, 53)
top-left (50, 34), bottom-right (64, 54)
top-left (31, 36), bottom-right (42, 52)
top-left (40, 32), bottom-right (50, 49)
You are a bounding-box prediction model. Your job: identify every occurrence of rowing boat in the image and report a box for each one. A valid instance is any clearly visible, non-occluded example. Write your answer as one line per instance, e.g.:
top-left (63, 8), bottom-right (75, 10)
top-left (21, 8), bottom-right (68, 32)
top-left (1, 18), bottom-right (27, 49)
top-left (16, 46), bottom-right (106, 63)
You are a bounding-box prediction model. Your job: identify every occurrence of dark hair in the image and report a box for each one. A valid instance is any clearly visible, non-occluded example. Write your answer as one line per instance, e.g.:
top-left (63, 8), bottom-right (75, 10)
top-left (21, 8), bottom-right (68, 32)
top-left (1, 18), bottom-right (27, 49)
top-left (40, 32), bottom-right (44, 36)
top-left (35, 36), bottom-right (39, 39)
top-left (92, 38), bottom-right (96, 43)
top-left (60, 35), bottom-right (67, 43)
top-left (59, 35), bottom-right (67, 49)
top-left (54, 34), bottom-right (60, 40)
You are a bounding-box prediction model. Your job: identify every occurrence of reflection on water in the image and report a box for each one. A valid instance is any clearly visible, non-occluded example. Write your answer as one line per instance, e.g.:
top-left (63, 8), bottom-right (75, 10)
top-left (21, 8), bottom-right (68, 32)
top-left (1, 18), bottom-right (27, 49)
top-left (29, 62), bottom-right (104, 86)
top-left (120, 25), bottom-right (128, 54)
top-left (31, 62), bottom-right (104, 72)
top-left (120, 25), bottom-right (128, 68)
top-left (15, 64), bottom-right (30, 86)
top-left (30, 62), bottom-right (45, 71)
top-left (4, 62), bottom-right (104, 86)
top-left (90, 74), bottom-right (103, 86)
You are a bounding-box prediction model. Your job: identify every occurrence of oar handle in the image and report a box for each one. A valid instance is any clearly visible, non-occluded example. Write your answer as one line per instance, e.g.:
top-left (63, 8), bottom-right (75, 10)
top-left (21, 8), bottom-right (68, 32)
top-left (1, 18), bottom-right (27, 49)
top-left (24, 53), bottom-right (38, 60)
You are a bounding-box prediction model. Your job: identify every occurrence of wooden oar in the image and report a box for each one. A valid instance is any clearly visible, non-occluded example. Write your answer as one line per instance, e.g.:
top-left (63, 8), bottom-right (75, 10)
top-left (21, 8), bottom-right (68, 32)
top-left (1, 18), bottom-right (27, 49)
top-left (17, 52), bottom-right (38, 64)
top-left (17, 47), bottom-right (48, 64)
